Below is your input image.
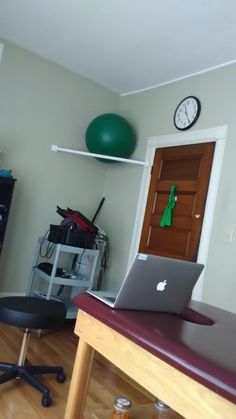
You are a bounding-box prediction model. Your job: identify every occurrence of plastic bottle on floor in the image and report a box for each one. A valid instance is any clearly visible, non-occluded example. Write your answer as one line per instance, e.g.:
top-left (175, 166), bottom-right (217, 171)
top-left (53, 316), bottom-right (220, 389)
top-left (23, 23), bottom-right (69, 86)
top-left (152, 399), bottom-right (171, 418)
top-left (111, 396), bottom-right (132, 418)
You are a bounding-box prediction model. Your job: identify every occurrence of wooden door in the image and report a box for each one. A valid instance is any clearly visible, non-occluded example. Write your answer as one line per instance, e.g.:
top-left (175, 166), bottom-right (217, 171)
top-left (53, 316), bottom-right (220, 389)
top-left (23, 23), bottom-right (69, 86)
top-left (139, 143), bottom-right (215, 261)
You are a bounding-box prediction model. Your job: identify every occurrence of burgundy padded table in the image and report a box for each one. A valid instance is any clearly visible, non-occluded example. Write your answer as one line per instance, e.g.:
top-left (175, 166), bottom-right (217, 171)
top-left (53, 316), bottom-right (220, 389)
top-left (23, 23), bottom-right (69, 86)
top-left (64, 294), bottom-right (236, 419)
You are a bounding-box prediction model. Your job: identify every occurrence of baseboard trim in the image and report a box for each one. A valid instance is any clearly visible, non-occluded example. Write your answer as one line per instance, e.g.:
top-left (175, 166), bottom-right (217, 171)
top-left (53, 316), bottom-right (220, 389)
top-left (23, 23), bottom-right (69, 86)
top-left (0, 292), bottom-right (25, 298)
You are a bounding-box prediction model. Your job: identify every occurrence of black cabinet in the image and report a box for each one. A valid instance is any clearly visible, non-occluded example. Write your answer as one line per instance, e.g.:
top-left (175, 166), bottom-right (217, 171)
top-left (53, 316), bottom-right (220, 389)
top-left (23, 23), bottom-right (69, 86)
top-left (0, 177), bottom-right (16, 255)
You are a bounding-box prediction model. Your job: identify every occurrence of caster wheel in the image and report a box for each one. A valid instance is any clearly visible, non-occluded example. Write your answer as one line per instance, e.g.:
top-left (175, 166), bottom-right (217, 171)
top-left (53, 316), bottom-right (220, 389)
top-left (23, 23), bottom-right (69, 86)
top-left (56, 372), bottom-right (66, 383)
top-left (41, 394), bottom-right (52, 407)
top-left (36, 329), bottom-right (43, 338)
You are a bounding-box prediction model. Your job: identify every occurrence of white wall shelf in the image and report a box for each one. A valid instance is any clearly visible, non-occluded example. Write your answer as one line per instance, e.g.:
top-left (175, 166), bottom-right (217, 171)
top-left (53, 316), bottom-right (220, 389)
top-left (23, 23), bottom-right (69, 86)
top-left (51, 144), bottom-right (149, 167)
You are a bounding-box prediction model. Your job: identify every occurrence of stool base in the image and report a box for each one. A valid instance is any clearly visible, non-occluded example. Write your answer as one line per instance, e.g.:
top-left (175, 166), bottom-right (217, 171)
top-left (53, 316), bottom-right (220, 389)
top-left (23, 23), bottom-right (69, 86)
top-left (0, 329), bottom-right (66, 407)
top-left (0, 362), bottom-right (66, 406)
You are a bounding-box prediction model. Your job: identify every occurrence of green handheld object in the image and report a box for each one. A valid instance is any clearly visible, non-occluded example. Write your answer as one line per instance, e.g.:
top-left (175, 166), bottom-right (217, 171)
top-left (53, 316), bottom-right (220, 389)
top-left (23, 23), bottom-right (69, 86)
top-left (160, 183), bottom-right (176, 227)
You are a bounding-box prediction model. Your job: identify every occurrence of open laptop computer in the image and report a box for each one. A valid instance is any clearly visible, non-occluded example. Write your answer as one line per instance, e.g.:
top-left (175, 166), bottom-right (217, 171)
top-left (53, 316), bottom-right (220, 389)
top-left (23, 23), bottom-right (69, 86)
top-left (87, 253), bottom-right (204, 313)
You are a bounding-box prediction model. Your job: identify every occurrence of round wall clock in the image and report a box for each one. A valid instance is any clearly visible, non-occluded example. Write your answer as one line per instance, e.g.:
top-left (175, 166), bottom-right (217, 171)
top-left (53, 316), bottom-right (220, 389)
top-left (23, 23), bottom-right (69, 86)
top-left (174, 96), bottom-right (201, 131)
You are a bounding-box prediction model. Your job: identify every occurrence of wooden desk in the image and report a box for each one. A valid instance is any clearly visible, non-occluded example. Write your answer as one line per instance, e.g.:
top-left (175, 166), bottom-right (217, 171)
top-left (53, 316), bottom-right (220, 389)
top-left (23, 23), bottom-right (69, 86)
top-left (65, 295), bottom-right (236, 419)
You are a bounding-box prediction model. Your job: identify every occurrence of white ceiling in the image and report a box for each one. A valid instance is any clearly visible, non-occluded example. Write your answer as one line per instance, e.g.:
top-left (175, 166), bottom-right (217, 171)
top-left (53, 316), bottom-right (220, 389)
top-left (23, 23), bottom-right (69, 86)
top-left (1, 0), bottom-right (236, 95)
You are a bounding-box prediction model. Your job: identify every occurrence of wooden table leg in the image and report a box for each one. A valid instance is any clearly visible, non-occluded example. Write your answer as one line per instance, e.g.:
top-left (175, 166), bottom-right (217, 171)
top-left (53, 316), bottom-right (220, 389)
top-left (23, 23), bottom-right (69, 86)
top-left (64, 338), bottom-right (95, 419)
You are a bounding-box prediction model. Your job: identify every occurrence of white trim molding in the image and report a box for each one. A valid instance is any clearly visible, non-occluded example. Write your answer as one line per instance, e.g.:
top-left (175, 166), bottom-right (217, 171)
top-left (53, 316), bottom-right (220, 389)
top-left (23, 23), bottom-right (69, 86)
top-left (0, 292), bottom-right (25, 298)
top-left (128, 125), bottom-right (227, 301)
top-left (121, 61), bottom-right (236, 96)
top-left (0, 43), bottom-right (4, 62)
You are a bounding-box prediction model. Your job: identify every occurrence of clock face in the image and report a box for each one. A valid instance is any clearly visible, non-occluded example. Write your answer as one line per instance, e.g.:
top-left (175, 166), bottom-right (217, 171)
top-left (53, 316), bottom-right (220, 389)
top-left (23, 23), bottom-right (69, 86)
top-left (174, 96), bottom-right (201, 131)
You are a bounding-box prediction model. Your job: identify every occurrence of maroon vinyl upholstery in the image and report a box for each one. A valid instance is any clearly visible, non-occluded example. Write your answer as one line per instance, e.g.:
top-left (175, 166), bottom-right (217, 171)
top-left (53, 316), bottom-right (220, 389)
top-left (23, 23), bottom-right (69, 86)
top-left (73, 294), bottom-right (236, 404)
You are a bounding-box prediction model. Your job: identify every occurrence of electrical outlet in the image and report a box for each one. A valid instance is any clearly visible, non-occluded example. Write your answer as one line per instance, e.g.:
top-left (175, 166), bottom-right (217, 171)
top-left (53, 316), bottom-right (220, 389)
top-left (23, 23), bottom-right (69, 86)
top-left (224, 228), bottom-right (234, 243)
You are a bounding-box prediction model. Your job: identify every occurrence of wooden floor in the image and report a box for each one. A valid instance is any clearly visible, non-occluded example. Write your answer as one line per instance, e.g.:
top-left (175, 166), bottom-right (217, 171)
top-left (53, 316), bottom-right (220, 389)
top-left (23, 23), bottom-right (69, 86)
top-left (0, 320), bottom-right (182, 418)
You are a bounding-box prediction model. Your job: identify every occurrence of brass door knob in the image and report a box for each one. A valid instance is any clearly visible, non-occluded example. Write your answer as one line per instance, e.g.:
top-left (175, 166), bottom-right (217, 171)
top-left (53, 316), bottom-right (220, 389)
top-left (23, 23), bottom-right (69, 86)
top-left (195, 214), bottom-right (201, 219)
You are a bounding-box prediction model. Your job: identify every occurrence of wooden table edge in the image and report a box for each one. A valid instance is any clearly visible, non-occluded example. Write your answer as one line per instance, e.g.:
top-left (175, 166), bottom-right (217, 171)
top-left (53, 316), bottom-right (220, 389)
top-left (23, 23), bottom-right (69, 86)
top-left (64, 310), bottom-right (236, 419)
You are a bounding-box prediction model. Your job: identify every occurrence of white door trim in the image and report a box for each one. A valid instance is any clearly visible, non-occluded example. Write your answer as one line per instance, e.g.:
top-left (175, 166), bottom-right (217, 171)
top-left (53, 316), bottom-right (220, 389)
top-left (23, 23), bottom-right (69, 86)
top-left (128, 125), bottom-right (227, 301)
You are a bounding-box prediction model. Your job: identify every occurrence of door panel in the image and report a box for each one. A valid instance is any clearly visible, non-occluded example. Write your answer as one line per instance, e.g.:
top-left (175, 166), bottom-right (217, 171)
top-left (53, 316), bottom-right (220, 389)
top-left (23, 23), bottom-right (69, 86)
top-left (139, 143), bottom-right (215, 261)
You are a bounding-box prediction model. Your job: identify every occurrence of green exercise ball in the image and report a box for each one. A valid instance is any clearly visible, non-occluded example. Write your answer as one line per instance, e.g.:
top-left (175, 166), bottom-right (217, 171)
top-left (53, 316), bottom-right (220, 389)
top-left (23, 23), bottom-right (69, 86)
top-left (85, 113), bottom-right (136, 163)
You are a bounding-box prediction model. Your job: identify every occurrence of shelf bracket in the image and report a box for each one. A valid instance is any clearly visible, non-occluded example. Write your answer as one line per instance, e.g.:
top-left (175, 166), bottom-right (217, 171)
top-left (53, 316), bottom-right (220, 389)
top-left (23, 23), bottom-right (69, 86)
top-left (51, 144), bottom-right (149, 167)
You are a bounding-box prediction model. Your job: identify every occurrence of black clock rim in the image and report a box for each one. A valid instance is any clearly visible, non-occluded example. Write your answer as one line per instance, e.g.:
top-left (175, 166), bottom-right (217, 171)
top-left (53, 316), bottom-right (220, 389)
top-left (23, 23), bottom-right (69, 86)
top-left (174, 96), bottom-right (201, 131)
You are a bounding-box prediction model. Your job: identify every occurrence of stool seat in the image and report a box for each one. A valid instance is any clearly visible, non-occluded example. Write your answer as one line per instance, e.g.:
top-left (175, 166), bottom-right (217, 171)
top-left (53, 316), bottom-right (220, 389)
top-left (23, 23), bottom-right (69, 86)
top-left (0, 296), bottom-right (66, 329)
top-left (0, 296), bottom-right (67, 407)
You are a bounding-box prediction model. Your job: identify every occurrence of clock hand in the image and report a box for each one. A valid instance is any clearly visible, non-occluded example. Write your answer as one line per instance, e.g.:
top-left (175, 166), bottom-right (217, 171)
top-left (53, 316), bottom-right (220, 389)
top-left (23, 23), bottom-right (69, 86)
top-left (184, 104), bottom-right (190, 124)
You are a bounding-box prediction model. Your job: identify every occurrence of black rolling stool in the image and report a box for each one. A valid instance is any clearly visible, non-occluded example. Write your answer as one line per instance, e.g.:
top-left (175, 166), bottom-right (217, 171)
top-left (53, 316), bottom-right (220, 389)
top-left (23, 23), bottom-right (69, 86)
top-left (0, 296), bottom-right (67, 407)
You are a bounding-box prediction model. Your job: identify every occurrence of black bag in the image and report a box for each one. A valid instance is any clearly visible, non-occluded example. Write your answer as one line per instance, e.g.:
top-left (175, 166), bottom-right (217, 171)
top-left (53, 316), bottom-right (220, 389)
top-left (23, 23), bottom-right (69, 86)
top-left (48, 224), bottom-right (96, 249)
top-left (36, 262), bottom-right (65, 277)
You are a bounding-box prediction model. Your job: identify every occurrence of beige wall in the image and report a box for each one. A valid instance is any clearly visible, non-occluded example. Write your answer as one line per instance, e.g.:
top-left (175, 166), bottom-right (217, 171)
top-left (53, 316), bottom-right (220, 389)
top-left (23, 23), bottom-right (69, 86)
top-left (99, 65), bottom-right (236, 314)
top-left (1, 39), bottom-right (236, 314)
top-left (0, 39), bottom-right (119, 293)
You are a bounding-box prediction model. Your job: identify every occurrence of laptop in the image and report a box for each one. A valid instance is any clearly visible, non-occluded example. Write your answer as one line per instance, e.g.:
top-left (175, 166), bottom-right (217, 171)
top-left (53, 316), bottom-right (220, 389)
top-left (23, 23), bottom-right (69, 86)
top-left (87, 253), bottom-right (204, 313)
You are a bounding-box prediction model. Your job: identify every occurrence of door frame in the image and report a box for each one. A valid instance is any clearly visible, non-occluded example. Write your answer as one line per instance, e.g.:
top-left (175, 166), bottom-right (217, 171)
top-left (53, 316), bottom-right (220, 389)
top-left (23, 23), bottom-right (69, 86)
top-left (128, 125), bottom-right (227, 301)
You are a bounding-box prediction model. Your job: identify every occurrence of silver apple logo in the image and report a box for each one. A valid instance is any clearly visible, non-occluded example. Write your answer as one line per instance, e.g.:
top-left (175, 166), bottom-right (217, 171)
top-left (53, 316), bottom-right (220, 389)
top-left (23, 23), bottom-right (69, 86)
top-left (156, 279), bottom-right (167, 292)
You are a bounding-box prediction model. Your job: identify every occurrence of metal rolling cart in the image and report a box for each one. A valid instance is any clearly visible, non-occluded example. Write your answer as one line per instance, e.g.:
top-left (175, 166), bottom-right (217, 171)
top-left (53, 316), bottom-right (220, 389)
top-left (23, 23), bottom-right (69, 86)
top-left (26, 236), bottom-right (101, 319)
